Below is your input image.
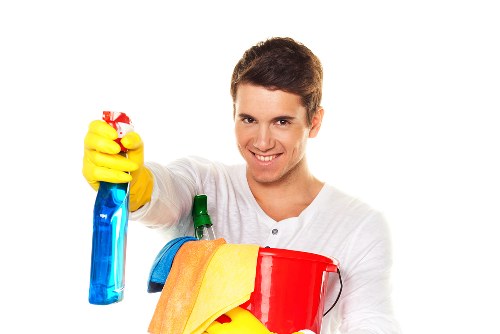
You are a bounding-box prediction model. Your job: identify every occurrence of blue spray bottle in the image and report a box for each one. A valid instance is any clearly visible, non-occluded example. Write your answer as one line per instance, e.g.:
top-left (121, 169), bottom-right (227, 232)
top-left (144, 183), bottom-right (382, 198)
top-left (89, 111), bottom-right (133, 305)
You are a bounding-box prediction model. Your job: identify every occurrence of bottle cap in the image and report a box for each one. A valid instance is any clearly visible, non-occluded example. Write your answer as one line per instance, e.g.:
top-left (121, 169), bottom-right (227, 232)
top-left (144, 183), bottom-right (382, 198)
top-left (102, 111), bottom-right (133, 152)
top-left (192, 194), bottom-right (213, 228)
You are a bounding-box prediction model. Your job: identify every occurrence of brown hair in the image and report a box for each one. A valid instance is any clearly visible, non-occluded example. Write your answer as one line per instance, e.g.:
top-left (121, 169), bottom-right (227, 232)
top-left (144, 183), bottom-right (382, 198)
top-left (230, 37), bottom-right (323, 125)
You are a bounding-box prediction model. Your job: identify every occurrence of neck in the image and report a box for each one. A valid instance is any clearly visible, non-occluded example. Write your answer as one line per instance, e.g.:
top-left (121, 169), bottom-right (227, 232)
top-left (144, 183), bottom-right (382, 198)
top-left (246, 159), bottom-right (324, 221)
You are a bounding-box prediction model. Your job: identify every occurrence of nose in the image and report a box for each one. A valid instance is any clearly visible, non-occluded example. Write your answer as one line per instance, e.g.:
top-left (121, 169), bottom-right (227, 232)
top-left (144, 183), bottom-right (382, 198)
top-left (252, 125), bottom-right (274, 152)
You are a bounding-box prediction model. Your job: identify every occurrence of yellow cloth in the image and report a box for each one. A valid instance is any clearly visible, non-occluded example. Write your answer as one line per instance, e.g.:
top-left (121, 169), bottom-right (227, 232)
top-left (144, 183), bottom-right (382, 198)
top-left (148, 239), bottom-right (259, 334)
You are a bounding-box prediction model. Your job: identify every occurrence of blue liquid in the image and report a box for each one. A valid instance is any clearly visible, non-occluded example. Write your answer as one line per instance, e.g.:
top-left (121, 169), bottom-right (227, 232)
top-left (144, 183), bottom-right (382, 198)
top-left (89, 181), bottom-right (129, 305)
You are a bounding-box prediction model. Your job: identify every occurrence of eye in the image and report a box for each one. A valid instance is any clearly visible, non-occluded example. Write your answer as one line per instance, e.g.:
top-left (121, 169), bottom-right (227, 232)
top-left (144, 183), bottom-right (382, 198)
top-left (241, 117), bottom-right (255, 124)
top-left (276, 119), bottom-right (290, 126)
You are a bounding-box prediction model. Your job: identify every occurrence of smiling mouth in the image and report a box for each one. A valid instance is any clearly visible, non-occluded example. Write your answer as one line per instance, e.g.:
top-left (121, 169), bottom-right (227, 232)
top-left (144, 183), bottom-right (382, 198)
top-left (254, 153), bottom-right (280, 162)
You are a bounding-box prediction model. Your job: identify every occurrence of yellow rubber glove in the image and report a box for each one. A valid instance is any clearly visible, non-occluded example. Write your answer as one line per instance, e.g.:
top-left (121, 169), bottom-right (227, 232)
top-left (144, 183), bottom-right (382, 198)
top-left (83, 120), bottom-right (153, 211)
top-left (204, 307), bottom-right (275, 334)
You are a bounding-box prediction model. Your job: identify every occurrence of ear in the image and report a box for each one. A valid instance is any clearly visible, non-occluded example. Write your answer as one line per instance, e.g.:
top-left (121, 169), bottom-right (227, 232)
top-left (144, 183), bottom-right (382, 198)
top-left (308, 107), bottom-right (324, 138)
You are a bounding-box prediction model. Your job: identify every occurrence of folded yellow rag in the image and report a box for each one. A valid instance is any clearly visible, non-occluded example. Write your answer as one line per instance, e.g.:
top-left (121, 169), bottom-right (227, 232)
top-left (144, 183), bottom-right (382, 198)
top-left (148, 239), bottom-right (259, 334)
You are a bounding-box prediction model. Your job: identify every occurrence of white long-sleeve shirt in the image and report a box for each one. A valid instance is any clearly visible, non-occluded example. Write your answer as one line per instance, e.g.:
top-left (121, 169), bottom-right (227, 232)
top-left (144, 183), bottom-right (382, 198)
top-left (130, 156), bottom-right (401, 334)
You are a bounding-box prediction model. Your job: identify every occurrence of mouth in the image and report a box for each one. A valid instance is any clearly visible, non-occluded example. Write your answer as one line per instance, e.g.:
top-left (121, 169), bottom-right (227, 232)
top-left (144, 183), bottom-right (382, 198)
top-left (253, 153), bottom-right (281, 162)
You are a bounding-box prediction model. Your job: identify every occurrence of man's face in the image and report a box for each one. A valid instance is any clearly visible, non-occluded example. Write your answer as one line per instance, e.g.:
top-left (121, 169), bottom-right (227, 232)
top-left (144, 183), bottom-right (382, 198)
top-left (234, 83), bottom-right (322, 185)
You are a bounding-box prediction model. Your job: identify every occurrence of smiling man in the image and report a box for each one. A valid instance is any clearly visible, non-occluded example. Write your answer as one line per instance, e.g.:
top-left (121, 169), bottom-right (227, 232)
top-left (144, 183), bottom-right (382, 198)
top-left (234, 83), bottom-right (324, 221)
top-left (83, 37), bottom-right (401, 334)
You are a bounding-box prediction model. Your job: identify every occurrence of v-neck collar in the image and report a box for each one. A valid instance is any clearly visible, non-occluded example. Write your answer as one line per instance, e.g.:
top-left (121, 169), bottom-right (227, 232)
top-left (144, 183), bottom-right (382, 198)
top-left (239, 166), bottom-right (328, 225)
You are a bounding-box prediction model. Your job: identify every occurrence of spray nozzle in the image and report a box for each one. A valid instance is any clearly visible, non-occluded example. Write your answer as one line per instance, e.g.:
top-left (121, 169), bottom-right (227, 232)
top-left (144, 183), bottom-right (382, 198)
top-left (102, 111), bottom-right (133, 152)
top-left (192, 194), bottom-right (213, 228)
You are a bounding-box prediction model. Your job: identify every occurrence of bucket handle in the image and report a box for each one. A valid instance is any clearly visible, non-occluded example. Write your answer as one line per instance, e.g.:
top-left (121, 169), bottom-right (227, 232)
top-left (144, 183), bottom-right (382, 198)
top-left (323, 266), bottom-right (343, 317)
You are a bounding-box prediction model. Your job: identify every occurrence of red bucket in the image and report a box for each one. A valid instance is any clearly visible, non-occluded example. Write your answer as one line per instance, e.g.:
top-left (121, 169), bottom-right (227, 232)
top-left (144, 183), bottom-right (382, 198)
top-left (241, 247), bottom-right (339, 333)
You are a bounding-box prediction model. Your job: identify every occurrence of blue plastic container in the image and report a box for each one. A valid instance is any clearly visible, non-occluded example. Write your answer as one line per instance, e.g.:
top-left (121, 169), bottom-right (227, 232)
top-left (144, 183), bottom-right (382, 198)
top-left (89, 181), bottom-right (129, 305)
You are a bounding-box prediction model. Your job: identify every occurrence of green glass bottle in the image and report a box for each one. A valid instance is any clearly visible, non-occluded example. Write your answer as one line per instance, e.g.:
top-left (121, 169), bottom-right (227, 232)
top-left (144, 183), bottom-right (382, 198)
top-left (192, 194), bottom-right (216, 240)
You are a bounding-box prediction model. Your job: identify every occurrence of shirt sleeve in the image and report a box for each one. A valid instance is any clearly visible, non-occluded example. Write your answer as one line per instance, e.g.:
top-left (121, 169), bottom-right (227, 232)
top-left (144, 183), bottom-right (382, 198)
top-left (333, 212), bottom-right (402, 334)
top-left (129, 159), bottom-right (200, 228)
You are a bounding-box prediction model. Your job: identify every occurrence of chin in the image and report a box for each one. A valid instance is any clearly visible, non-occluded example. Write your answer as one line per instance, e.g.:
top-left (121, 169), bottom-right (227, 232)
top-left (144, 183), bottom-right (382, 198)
top-left (248, 170), bottom-right (283, 185)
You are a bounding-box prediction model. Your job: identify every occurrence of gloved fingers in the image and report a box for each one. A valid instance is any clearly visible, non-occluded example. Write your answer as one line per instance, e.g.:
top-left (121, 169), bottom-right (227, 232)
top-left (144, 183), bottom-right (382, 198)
top-left (82, 167), bottom-right (100, 191)
top-left (204, 321), bottom-right (223, 333)
top-left (225, 307), bottom-right (256, 323)
top-left (225, 307), bottom-right (271, 331)
top-left (121, 132), bottom-right (144, 166)
top-left (89, 119), bottom-right (118, 140)
top-left (83, 156), bottom-right (133, 184)
top-left (82, 149), bottom-right (132, 190)
top-left (203, 307), bottom-right (272, 334)
top-left (121, 131), bottom-right (143, 151)
top-left (85, 148), bottom-right (139, 172)
top-left (93, 166), bottom-right (132, 183)
top-left (84, 120), bottom-right (121, 154)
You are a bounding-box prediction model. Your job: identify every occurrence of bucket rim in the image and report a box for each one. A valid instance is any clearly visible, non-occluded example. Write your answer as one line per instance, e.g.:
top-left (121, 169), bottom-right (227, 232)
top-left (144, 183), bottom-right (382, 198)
top-left (258, 247), bottom-right (336, 266)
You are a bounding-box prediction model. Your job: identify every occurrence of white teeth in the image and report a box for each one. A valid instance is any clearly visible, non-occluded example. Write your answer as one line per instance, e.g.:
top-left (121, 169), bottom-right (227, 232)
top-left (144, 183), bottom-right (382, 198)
top-left (256, 154), bottom-right (276, 162)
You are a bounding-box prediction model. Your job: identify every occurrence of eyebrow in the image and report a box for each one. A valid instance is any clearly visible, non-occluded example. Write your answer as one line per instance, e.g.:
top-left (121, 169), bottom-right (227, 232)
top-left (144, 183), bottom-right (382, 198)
top-left (237, 113), bottom-right (297, 122)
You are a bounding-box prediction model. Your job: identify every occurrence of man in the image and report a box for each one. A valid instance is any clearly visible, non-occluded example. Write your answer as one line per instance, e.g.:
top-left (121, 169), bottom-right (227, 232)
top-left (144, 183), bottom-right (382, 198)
top-left (83, 37), bottom-right (401, 333)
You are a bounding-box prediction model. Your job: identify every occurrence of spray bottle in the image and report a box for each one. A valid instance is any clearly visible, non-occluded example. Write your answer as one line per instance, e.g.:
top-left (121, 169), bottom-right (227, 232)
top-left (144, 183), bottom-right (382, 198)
top-left (88, 111), bottom-right (133, 305)
top-left (192, 194), bottom-right (216, 240)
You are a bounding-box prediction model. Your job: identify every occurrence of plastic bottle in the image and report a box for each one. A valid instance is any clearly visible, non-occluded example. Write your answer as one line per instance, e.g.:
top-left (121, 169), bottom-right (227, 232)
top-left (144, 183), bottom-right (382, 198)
top-left (192, 194), bottom-right (216, 240)
top-left (89, 111), bottom-right (133, 305)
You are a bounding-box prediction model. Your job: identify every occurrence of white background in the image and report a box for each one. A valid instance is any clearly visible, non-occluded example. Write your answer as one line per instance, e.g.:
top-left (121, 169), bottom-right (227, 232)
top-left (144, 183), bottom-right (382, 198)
top-left (1, 1), bottom-right (499, 333)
